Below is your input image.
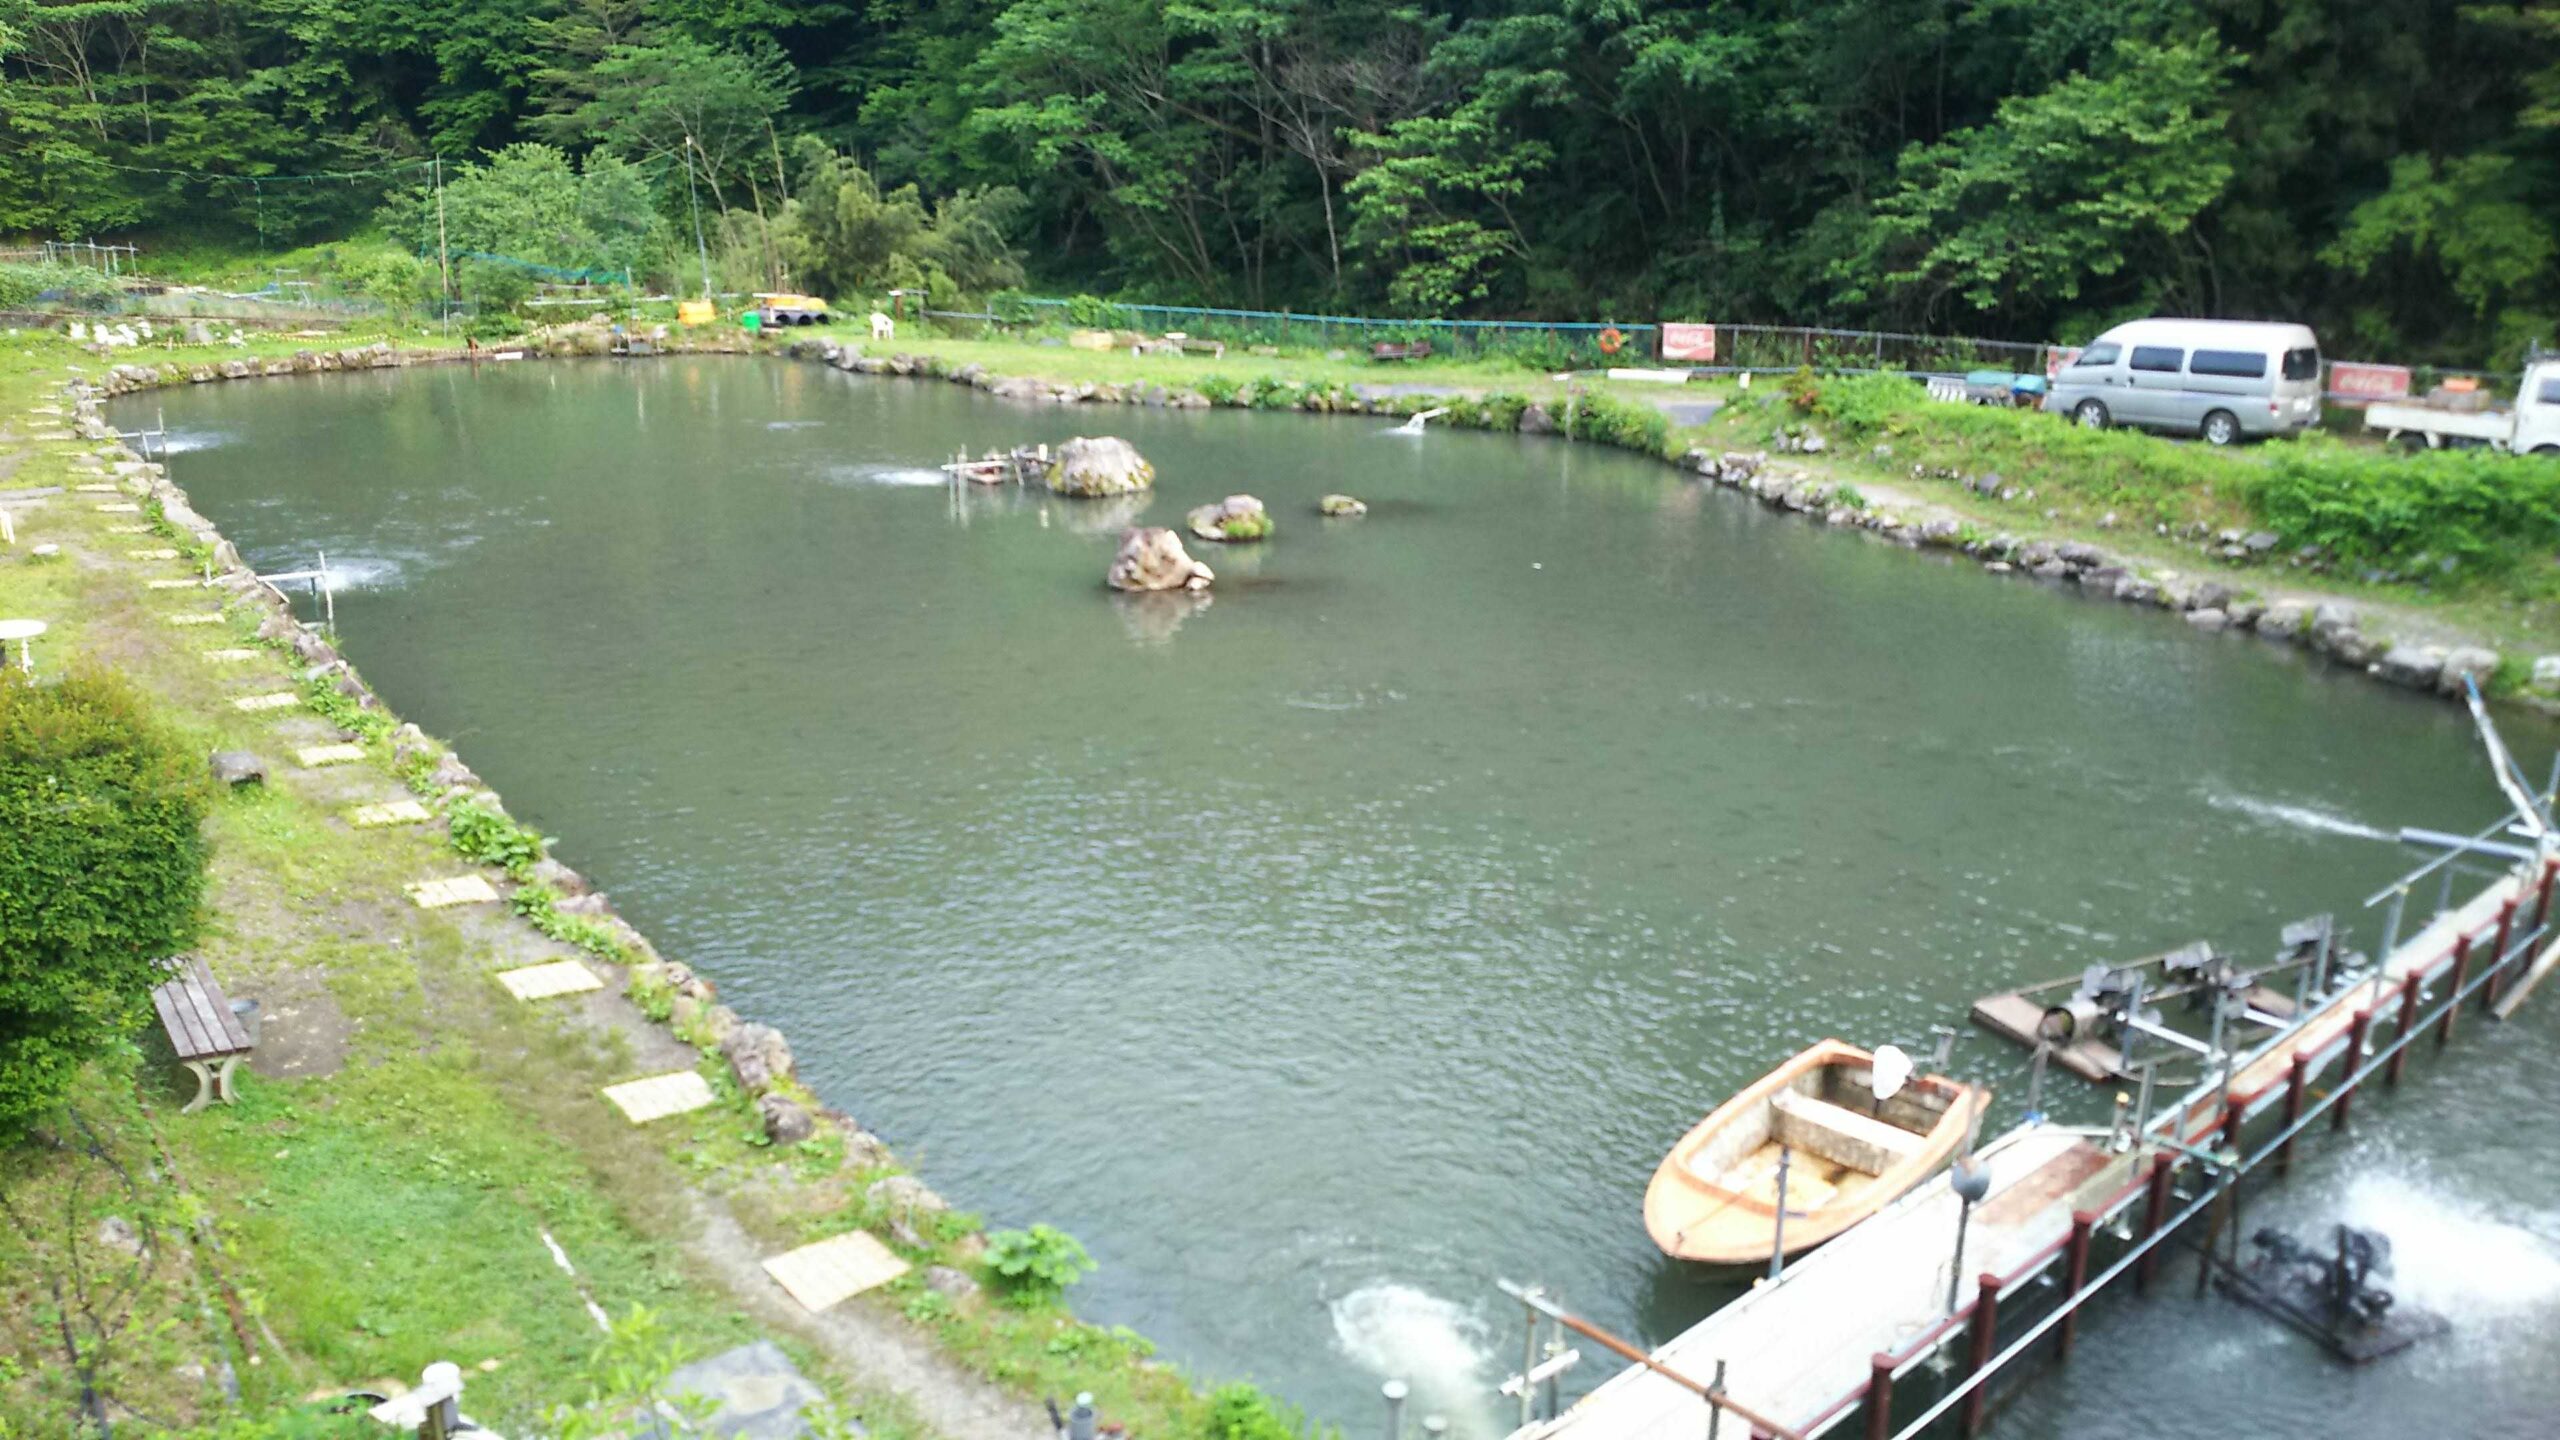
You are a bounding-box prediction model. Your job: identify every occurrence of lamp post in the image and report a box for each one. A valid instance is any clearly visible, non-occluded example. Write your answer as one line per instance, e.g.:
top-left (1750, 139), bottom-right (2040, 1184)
top-left (1945, 1153), bottom-right (1991, 1313)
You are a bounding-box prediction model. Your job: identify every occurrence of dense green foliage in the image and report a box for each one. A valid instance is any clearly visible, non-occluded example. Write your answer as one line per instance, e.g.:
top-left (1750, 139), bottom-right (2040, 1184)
top-left (1788, 371), bottom-right (2560, 588)
top-left (2245, 447), bottom-right (2560, 582)
top-left (1204, 1383), bottom-right (1321, 1440)
top-left (0, 666), bottom-right (209, 1140)
top-left (983, 1223), bottom-right (1095, 1301)
top-left (4, 0), bottom-right (2558, 358)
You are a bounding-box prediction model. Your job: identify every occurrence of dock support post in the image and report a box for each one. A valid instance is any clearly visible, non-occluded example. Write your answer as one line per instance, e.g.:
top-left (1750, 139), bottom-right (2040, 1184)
top-left (2485, 902), bottom-right (2519, 1012)
top-left (2536, 860), bottom-right (2558, 934)
top-left (2219, 1096), bottom-right (2244, 1153)
top-left (1864, 1353), bottom-right (1894, 1440)
top-left (2135, 1154), bottom-right (2174, 1293)
top-left (2058, 1211), bottom-right (2095, 1358)
top-left (2334, 1009), bottom-right (2373, 1131)
top-left (1960, 1274), bottom-right (2001, 1438)
top-left (2279, 1053), bottom-right (2308, 1177)
top-left (2388, 974), bottom-right (2420, 1085)
top-left (1381, 1381), bottom-right (1407, 1440)
top-left (2440, 936), bottom-right (2472, 1047)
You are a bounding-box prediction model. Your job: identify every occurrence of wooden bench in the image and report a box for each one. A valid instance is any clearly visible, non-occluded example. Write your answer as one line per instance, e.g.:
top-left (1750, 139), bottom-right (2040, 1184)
top-left (1371, 341), bottom-right (1433, 362)
top-left (150, 955), bottom-right (255, 1114)
top-left (1770, 1089), bottom-right (1922, 1177)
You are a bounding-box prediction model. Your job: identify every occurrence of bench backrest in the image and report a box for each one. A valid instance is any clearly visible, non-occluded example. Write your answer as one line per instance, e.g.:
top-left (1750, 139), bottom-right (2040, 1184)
top-left (151, 955), bottom-right (253, 1061)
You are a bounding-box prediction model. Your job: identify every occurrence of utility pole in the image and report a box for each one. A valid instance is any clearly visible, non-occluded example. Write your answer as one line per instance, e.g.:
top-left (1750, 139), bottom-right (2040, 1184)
top-left (433, 155), bottom-right (453, 330)
top-left (684, 138), bottom-right (714, 301)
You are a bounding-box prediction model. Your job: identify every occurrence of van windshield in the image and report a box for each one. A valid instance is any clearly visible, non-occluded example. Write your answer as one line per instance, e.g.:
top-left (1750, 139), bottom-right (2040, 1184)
top-left (2282, 347), bottom-right (2320, 382)
top-left (2073, 343), bottom-right (2119, 368)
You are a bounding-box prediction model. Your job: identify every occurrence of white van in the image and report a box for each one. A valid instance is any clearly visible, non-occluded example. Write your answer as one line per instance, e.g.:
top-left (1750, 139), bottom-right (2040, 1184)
top-left (2043, 319), bottom-right (2323, 444)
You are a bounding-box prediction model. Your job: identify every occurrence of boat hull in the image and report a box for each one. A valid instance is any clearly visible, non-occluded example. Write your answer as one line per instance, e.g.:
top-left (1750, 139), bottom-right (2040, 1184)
top-left (1643, 1038), bottom-right (1989, 1266)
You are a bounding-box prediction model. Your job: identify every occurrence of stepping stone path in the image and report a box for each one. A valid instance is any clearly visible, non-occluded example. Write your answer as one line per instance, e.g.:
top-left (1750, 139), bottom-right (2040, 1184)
top-left (73, 483), bottom-right (119, 494)
top-left (496, 960), bottom-right (603, 1000)
top-left (406, 875), bottom-right (500, 908)
top-left (107, 524), bottom-right (152, 534)
top-left (295, 743), bottom-right (367, 767)
top-left (128, 548), bottom-right (180, 560)
top-left (349, 799), bottom-right (431, 827)
top-left (601, 1071), bottom-right (718, 1124)
top-left (148, 578), bottom-right (201, 590)
top-left (201, 648), bottom-right (261, 663)
top-left (95, 503), bottom-right (140, 513)
top-left (231, 692), bottom-right (301, 712)
top-left (167, 614), bottom-right (223, 626)
top-left (760, 1232), bottom-right (910, 1314)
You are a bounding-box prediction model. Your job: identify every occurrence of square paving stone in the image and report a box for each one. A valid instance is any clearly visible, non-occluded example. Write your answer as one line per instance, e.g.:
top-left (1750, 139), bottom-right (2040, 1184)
top-left (602, 1071), bottom-right (718, 1124)
top-left (760, 1232), bottom-right (910, 1314)
top-left (350, 799), bottom-right (431, 827)
top-left (407, 875), bottom-right (500, 908)
top-left (231, 692), bottom-right (300, 712)
top-left (296, 743), bottom-right (367, 767)
top-left (495, 959), bottom-right (603, 1000)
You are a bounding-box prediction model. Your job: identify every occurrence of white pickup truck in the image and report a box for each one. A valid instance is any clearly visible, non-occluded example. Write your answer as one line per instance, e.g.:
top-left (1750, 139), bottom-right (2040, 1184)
top-left (2364, 358), bottom-right (2560, 453)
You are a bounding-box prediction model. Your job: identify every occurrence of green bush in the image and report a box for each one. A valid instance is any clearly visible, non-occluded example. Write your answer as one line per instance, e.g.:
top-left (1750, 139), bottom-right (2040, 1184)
top-left (2244, 443), bottom-right (2560, 581)
top-left (446, 796), bottom-right (545, 876)
top-left (0, 261), bottom-right (123, 310)
top-left (1565, 390), bottom-right (1672, 456)
top-left (0, 667), bottom-right (209, 1140)
top-left (983, 1223), bottom-right (1095, 1301)
top-left (1063, 294), bottom-right (1133, 329)
top-left (1206, 1384), bottom-right (1320, 1440)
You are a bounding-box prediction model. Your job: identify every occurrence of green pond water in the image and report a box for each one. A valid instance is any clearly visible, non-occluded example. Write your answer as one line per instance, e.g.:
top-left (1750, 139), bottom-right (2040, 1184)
top-left (136, 358), bottom-right (2560, 1438)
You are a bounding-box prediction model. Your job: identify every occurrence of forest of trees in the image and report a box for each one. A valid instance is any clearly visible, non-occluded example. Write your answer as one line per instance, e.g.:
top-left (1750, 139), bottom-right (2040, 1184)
top-left (4, 0), bottom-right (2558, 360)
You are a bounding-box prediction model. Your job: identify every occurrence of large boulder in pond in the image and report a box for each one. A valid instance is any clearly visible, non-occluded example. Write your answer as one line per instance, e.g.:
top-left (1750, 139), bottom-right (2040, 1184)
top-left (1047, 436), bottom-right (1156, 497)
top-left (1187, 493), bottom-right (1272, 543)
top-left (1107, 527), bottom-right (1214, 593)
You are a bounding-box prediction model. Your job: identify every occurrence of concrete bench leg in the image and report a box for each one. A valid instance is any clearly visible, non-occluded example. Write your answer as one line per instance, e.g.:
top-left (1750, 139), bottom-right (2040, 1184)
top-left (182, 1060), bottom-right (215, 1114)
top-left (215, 1055), bottom-right (241, 1105)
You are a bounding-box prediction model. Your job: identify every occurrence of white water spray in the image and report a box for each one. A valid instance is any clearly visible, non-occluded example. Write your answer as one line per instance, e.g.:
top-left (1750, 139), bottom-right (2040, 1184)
top-left (1330, 1283), bottom-right (1497, 1438)
top-left (2204, 791), bottom-right (2394, 842)
top-left (2338, 1173), bottom-right (2560, 1322)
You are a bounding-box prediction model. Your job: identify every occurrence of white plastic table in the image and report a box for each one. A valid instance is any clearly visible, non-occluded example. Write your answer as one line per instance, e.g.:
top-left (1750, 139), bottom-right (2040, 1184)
top-left (0, 618), bottom-right (48, 674)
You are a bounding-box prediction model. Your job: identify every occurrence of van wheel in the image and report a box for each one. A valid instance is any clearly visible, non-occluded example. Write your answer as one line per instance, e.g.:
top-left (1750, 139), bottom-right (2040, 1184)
top-left (2532, 445), bottom-right (2560, 457)
top-left (2200, 410), bottom-right (2241, 447)
top-left (2072, 399), bottom-right (2110, 430)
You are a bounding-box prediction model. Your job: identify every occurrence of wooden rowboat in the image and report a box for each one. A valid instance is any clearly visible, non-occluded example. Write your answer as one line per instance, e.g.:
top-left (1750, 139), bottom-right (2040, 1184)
top-left (1644, 1038), bottom-right (1990, 1266)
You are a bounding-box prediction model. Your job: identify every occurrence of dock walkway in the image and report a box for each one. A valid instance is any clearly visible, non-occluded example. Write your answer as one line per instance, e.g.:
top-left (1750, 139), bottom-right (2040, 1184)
top-left (1523, 863), bottom-right (2540, 1440)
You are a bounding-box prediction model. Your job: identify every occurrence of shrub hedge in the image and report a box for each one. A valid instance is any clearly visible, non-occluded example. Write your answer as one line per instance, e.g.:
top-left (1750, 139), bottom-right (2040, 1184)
top-left (0, 667), bottom-right (209, 1139)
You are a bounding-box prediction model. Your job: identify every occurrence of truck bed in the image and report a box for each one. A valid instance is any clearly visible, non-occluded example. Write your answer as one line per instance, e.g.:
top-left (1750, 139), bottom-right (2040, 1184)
top-left (2365, 401), bottom-right (2514, 443)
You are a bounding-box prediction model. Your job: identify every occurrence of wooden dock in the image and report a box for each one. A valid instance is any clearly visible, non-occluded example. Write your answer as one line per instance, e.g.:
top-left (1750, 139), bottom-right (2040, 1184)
top-left (1517, 859), bottom-right (2549, 1440)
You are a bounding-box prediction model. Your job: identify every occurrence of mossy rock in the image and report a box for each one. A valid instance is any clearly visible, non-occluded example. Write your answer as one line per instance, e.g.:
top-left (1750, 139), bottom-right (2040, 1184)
top-left (1319, 494), bottom-right (1367, 518)
top-left (1188, 495), bottom-right (1273, 543)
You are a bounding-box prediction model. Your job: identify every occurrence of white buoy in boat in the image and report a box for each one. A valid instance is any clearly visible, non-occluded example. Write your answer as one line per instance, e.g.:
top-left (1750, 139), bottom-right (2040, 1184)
top-left (1869, 1044), bottom-right (1913, 1101)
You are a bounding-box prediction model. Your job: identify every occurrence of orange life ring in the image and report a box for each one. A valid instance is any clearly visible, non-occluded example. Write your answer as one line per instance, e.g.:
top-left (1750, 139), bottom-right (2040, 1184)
top-left (1597, 326), bottom-right (1627, 355)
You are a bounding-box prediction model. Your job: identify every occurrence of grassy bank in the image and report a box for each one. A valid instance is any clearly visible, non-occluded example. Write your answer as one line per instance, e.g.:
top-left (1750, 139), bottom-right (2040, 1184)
top-left (0, 328), bottom-right (1316, 1440)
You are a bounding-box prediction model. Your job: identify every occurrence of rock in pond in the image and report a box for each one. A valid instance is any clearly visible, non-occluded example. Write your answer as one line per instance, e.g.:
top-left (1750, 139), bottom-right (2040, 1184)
top-left (1188, 493), bottom-right (1273, 542)
top-left (1319, 494), bottom-right (1368, 518)
top-left (1107, 527), bottom-right (1214, 593)
top-left (1046, 435), bottom-right (1156, 496)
